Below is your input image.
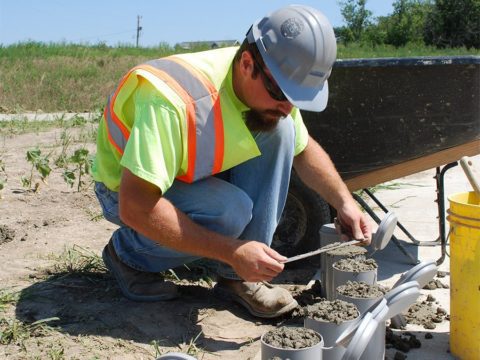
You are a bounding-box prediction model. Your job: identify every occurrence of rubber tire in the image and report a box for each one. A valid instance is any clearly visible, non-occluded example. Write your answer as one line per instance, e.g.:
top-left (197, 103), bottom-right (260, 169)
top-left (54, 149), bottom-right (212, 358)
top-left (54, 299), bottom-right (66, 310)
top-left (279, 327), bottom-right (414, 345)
top-left (272, 172), bottom-right (332, 257)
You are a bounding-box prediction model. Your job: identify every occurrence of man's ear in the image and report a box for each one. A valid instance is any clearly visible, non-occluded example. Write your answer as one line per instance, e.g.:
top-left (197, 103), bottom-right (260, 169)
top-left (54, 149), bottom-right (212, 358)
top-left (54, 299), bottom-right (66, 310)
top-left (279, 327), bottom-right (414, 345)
top-left (239, 51), bottom-right (254, 77)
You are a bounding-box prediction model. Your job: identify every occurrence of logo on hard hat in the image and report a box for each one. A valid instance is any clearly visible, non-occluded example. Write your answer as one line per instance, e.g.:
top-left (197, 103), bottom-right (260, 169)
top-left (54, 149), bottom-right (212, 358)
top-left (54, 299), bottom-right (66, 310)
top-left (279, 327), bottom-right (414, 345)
top-left (280, 18), bottom-right (304, 39)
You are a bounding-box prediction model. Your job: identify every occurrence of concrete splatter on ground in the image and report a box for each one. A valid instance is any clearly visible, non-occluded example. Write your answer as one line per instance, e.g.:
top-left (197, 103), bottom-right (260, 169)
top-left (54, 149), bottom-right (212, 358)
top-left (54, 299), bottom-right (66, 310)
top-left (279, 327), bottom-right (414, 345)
top-left (403, 295), bottom-right (448, 330)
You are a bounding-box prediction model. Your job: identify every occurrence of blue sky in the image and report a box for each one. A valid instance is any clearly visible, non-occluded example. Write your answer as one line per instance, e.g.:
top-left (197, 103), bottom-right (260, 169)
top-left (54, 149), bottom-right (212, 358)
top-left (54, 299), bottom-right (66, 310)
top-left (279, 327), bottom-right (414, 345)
top-left (0, 0), bottom-right (396, 47)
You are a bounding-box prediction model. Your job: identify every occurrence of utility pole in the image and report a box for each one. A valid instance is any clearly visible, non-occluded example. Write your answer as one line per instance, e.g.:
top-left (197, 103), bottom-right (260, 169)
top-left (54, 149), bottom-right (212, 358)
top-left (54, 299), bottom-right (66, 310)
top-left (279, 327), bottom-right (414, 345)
top-left (136, 15), bottom-right (142, 48)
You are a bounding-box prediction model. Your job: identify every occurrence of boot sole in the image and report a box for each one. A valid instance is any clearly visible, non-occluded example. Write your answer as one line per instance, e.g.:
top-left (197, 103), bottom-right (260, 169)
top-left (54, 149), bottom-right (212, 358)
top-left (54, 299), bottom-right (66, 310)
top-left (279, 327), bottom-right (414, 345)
top-left (102, 245), bottom-right (178, 302)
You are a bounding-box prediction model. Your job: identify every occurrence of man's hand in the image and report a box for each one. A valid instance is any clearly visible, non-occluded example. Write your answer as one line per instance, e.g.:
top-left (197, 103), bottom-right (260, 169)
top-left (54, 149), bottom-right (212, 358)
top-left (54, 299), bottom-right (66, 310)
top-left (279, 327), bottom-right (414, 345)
top-left (335, 201), bottom-right (372, 245)
top-left (230, 241), bottom-right (286, 282)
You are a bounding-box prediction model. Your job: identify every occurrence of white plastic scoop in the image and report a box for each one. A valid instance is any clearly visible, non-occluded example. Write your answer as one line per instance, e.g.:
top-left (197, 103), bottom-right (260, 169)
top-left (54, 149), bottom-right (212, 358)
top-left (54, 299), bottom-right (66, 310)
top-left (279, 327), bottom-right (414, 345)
top-left (283, 211), bottom-right (397, 263)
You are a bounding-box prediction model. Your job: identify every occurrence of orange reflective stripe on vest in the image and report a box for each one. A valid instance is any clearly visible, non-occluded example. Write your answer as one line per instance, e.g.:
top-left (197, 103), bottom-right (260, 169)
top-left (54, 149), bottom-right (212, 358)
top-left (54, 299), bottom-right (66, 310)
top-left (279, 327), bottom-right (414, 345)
top-left (104, 56), bottom-right (225, 183)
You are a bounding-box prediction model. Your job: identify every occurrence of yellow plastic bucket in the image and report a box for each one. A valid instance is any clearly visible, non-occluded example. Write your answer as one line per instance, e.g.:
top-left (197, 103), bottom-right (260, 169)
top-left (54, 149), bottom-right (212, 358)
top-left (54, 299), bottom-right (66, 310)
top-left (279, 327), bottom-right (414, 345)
top-left (447, 191), bottom-right (480, 360)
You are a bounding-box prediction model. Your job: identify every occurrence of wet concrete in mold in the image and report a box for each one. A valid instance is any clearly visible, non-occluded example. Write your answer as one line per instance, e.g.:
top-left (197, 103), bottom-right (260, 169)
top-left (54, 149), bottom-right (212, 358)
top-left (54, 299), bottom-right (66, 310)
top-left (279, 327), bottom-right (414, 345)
top-left (262, 326), bottom-right (322, 349)
top-left (336, 280), bottom-right (387, 298)
top-left (301, 299), bottom-right (359, 324)
top-left (326, 244), bottom-right (367, 257)
top-left (333, 257), bottom-right (378, 272)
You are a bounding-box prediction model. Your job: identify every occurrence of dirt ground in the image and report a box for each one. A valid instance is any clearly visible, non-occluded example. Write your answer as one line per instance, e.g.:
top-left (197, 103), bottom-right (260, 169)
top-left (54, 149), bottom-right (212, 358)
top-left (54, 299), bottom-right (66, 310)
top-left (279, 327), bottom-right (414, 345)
top-left (0, 122), bottom-right (462, 360)
top-left (0, 126), bottom-right (318, 360)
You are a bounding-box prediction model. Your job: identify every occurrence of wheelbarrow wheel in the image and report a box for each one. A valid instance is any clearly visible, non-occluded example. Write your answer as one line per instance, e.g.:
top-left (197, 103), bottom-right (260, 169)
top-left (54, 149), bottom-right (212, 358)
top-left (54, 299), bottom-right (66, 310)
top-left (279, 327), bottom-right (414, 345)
top-left (272, 172), bottom-right (332, 257)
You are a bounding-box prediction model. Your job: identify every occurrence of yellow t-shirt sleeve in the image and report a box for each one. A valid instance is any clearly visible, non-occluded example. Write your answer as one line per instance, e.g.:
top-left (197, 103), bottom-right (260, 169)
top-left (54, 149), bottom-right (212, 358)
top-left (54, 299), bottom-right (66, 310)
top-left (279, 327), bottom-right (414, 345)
top-left (120, 81), bottom-right (184, 194)
top-left (291, 107), bottom-right (309, 156)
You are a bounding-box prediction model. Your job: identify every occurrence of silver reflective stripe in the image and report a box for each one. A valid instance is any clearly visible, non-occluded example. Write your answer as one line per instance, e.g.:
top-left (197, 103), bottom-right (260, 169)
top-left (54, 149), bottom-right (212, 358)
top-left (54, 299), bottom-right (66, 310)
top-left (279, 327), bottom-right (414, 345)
top-left (105, 94), bottom-right (128, 152)
top-left (146, 58), bottom-right (217, 181)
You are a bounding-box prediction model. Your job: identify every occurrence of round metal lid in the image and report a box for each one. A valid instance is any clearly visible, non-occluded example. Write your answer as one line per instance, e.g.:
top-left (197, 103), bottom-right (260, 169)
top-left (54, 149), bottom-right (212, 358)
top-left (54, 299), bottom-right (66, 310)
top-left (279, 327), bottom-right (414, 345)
top-left (383, 281), bottom-right (420, 321)
top-left (371, 211), bottom-right (398, 251)
top-left (342, 313), bottom-right (379, 360)
top-left (393, 260), bottom-right (437, 289)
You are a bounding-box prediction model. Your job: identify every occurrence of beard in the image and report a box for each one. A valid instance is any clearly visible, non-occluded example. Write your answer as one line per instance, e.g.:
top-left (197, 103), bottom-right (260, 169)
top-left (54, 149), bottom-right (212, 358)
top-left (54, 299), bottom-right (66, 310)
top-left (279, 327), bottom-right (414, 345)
top-left (243, 109), bottom-right (286, 132)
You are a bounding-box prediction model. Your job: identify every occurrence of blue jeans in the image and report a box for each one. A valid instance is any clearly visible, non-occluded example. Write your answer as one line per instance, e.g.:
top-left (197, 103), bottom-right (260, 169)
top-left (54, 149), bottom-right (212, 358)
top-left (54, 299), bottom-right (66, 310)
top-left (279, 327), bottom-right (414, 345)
top-left (95, 117), bottom-right (295, 279)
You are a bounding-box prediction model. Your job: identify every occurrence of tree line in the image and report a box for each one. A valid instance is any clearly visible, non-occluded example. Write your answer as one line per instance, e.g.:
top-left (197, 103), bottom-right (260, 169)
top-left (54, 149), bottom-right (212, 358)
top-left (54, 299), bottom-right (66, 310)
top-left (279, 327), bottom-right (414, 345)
top-left (336, 0), bottom-right (480, 49)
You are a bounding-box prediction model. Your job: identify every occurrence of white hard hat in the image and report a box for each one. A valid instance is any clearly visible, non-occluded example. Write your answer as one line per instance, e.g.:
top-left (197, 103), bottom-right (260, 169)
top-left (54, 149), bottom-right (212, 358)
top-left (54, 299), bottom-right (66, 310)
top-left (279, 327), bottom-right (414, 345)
top-left (247, 5), bottom-right (337, 112)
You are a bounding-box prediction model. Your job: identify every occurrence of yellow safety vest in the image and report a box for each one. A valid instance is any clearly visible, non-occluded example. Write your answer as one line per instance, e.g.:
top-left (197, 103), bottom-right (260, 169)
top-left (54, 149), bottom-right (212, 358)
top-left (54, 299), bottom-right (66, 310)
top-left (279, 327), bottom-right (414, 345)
top-left (96, 47), bottom-right (307, 191)
top-left (104, 55), bottom-right (230, 183)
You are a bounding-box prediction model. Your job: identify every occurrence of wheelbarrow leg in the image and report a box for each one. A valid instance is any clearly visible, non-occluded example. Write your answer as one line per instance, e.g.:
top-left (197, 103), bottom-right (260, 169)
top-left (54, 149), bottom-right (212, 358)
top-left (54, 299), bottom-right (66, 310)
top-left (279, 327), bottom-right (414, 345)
top-left (363, 188), bottom-right (420, 245)
top-left (434, 162), bottom-right (458, 265)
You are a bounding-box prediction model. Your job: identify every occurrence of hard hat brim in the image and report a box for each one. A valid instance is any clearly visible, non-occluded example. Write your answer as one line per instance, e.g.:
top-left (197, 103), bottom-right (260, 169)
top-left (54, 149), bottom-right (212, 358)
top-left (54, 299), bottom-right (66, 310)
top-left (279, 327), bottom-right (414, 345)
top-left (281, 78), bottom-right (329, 112)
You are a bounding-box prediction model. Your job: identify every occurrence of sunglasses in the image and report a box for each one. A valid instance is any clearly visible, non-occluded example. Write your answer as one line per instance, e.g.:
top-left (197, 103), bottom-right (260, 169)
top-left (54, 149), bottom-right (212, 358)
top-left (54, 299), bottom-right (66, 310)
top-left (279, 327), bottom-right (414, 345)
top-left (251, 52), bottom-right (288, 102)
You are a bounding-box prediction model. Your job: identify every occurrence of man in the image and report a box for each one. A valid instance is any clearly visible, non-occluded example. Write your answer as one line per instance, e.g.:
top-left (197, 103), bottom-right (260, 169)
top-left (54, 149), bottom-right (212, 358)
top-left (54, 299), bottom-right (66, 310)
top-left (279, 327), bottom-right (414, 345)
top-left (92, 4), bottom-right (371, 319)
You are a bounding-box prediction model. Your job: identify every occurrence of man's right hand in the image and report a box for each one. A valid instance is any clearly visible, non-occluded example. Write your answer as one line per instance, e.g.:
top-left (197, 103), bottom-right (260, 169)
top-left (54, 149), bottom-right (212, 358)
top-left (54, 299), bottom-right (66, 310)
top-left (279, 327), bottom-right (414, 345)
top-left (229, 241), bottom-right (286, 282)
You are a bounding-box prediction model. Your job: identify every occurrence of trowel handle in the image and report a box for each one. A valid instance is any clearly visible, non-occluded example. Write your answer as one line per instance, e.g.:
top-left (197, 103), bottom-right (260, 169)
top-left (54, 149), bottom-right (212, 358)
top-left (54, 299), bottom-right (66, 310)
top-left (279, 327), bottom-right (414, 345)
top-left (283, 239), bottom-right (360, 263)
top-left (460, 156), bottom-right (480, 197)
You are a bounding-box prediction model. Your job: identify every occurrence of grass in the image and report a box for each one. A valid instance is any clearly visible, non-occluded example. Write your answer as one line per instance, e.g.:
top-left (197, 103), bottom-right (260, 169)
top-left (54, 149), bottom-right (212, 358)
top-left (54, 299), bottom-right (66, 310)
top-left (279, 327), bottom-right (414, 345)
top-left (0, 287), bottom-right (59, 353)
top-left (0, 42), bottom-right (211, 113)
top-left (45, 245), bottom-right (107, 280)
top-left (365, 181), bottom-right (425, 194)
top-left (0, 41), bottom-right (478, 113)
top-left (182, 330), bottom-right (205, 357)
top-left (0, 289), bottom-right (19, 311)
top-left (37, 245), bottom-right (109, 291)
top-left (337, 41), bottom-right (479, 58)
top-left (0, 114), bottom-right (101, 137)
top-left (0, 317), bottom-right (59, 346)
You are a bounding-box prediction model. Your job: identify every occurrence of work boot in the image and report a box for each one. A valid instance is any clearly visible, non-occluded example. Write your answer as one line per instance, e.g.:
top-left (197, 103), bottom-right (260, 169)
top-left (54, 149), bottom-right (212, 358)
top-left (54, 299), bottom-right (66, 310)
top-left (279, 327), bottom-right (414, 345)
top-left (215, 278), bottom-right (298, 318)
top-left (102, 239), bottom-right (179, 301)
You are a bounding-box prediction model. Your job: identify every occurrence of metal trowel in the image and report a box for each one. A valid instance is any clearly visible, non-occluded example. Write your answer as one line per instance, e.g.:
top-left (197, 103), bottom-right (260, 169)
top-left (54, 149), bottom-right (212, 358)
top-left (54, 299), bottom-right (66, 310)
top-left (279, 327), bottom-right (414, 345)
top-left (283, 211), bottom-right (397, 263)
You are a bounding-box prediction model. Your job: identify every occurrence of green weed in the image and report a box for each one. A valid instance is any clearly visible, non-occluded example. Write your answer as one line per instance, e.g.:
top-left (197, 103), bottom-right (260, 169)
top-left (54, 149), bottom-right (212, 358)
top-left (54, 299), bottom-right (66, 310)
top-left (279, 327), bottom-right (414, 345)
top-left (21, 148), bottom-right (52, 192)
top-left (0, 316), bottom-right (59, 346)
top-left (151, 339), bottom-right (171, 358)
top-left (367, 182), bottom-right (409, 194)
top-left (54, 129), bottom-right (74, 168)
top-left (46, 245), bottom-right (107, 279)
top-left (62, 148), bottom-right (94, 191)
top-left (76, 123), bottom-right (98, 144)
top-left (354, 181), bottom-right (426, 199)
top-left (84, 208), bottom-right (104, 222)
top-left (0, 289), bottom-right (19, 311)
top-left (46, 342), bottom-right (65, 360)
top-left (183, 331), bottom-right (204, 357)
